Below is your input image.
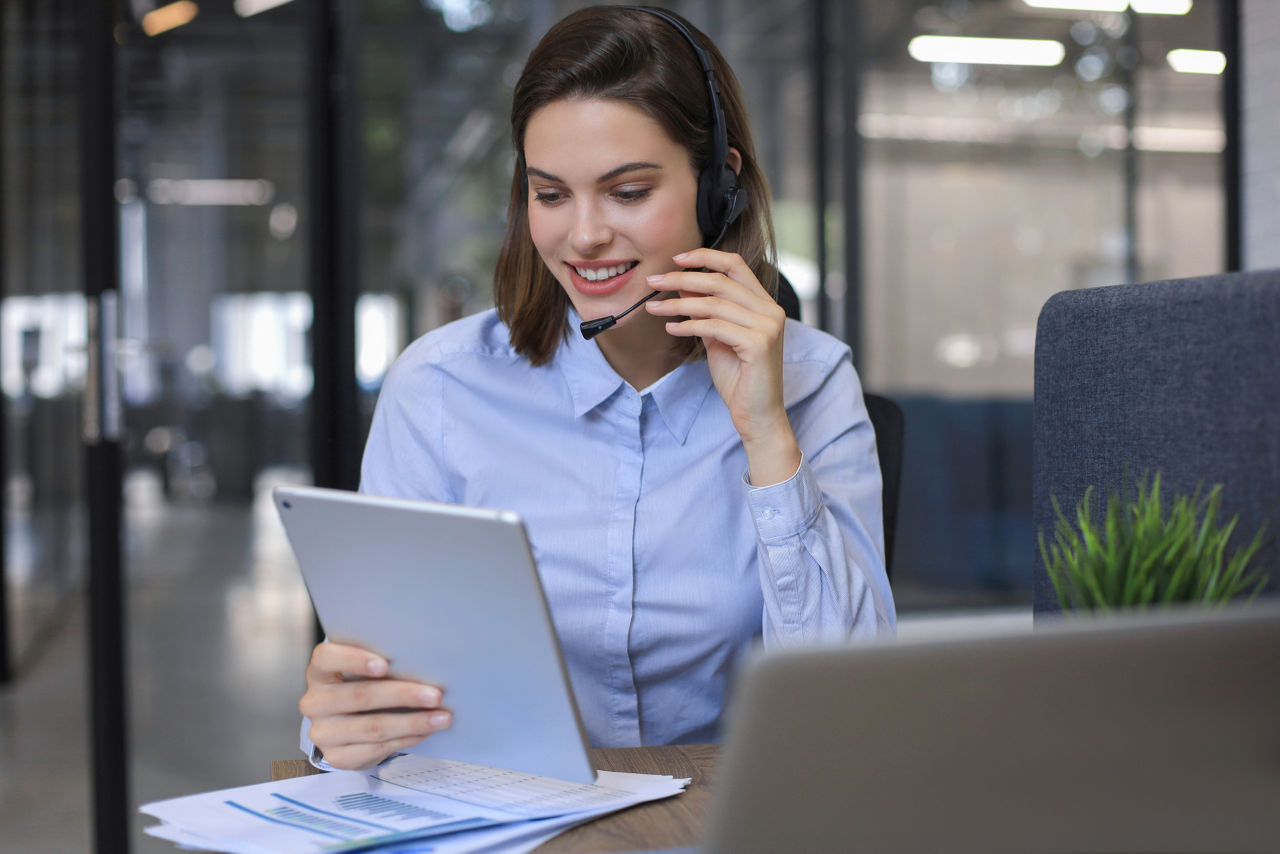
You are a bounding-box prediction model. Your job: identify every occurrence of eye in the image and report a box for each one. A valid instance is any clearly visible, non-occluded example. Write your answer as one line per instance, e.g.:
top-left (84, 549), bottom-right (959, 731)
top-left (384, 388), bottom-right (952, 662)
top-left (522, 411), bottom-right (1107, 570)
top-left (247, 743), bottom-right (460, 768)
top-left (532, 190), bottom-right (565, 206)
top-left (613, 187), bottom-right (651, 204)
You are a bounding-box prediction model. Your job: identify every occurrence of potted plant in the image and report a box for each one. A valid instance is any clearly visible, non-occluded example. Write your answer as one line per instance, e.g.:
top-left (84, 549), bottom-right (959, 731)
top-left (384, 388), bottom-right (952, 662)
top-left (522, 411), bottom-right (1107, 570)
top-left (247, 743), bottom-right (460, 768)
top-left (1039, 473), bottom-right (1271, 613)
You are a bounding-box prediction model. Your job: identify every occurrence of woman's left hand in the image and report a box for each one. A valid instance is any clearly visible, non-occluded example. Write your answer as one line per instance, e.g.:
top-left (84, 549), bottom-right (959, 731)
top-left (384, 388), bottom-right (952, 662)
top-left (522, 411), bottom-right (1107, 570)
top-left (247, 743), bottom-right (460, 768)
top-left (645, 248), bottom-right (801, 486)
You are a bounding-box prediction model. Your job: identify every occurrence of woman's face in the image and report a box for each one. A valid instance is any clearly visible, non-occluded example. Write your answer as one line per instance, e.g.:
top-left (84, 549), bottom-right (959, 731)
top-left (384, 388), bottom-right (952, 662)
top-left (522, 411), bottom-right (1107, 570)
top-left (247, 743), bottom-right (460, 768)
top-left (523, 98), bottom-right (704, 329)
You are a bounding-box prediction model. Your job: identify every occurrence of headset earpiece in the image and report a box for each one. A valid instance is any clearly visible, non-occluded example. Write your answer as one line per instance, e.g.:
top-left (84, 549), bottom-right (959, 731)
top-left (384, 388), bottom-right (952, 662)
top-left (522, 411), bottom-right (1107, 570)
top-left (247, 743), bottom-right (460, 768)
top-left (698, 163), bottom-right (747, 249)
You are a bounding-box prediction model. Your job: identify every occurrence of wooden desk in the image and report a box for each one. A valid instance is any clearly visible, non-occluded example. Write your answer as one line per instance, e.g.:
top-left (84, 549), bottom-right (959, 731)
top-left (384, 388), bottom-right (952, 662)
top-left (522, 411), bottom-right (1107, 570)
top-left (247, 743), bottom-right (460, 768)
top-left (270, 744), bottom-right (716, 853)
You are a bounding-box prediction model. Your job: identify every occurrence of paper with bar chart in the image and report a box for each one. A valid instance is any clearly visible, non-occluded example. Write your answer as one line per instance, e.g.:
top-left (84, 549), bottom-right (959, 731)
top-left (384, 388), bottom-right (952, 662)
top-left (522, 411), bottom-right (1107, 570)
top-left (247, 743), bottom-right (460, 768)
top-left (140, 754), bottom-right (688, 853)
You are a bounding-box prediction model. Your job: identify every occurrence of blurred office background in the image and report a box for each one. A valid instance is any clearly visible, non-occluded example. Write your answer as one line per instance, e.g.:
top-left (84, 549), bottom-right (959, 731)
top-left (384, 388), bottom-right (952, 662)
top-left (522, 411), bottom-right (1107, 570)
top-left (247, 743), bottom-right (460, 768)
top-left (0, 0), bottom-right (1269, 850)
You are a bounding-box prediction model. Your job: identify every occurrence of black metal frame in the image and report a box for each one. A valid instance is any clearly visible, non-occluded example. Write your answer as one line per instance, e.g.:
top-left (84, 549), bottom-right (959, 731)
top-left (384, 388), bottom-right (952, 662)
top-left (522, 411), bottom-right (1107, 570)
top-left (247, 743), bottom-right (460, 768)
top-left (306, 0), bottom-right (361, 496)
top-left (840, 0), bottom-right (864, 363)
top-left (1122, 11), bottom-right (1141, 285)
top-left (1220, 0), bottom-right (1241, 271)
top-left (0, 0), bottom-right (10, 687)
top-left (80, 0), bottom-right (128, 851)
top-left (812, 0), bottom-right (830, 334)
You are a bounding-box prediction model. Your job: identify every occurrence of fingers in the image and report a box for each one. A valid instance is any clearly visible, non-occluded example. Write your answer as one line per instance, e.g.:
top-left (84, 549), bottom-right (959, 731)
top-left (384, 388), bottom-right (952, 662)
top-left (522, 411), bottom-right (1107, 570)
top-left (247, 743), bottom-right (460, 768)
top-left (300, 673), bottom-right (444, 719)
top-left (308, 704), bottom-right (452, 771)
top-left (308, 707), bottom-right (452, 756)
top-left (646, 291), bottom-right (763, 330)
top-left (301, 640), bottom-right (452, 771)
top-left (320, 730), bottom-right (446, 772)
top-left (670, 247), bottom-right (756, 286)
top-left (306, 641), bottom-right (389, 685)
top-left (644, 248), bottom-right (784, 326)
top-left (645, 262), bottom-right (785, 353)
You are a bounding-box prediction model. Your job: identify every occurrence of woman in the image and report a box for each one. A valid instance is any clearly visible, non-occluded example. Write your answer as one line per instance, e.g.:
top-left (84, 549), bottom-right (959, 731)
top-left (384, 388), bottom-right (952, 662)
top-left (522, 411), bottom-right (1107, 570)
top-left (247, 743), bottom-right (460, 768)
top-left (300, 5), bottom-right (895, 772)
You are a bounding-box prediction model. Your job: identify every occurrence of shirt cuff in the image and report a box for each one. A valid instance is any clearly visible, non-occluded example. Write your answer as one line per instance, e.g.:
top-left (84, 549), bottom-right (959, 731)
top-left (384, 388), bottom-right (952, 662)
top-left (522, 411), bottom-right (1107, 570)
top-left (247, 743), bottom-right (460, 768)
top-left (743, 454), bottom-right (822, 543)
top-left (301, 717), bottom-right (335, 772)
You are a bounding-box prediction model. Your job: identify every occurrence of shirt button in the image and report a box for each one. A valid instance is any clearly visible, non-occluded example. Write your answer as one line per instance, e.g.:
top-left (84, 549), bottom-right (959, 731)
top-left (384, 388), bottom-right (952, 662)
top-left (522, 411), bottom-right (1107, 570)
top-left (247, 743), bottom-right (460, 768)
top-left (761, 508), bottom-right (777, 520)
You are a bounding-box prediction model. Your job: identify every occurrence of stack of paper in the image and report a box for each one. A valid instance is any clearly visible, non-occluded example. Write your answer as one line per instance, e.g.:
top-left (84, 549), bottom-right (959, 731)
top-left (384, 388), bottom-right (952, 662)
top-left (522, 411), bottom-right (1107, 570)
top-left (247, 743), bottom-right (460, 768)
top-left (141, 754), bottom-right (689, 853)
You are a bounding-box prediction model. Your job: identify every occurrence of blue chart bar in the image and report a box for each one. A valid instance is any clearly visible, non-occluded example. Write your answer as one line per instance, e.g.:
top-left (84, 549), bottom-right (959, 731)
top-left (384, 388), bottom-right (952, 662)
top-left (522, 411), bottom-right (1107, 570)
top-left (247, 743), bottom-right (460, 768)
top-left (336, 793), bottom-right (451, 822)
top-left (225, 800), bottom-right (365, 842)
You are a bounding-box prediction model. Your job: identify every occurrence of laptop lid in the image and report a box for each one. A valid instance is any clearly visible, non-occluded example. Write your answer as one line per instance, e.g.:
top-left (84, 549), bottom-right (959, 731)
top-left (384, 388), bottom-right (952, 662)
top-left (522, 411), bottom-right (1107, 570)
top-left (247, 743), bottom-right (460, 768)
top-left (704, 603), bottom-right (1280, 854)
top-left (274, 486), bottom-right (595, 784)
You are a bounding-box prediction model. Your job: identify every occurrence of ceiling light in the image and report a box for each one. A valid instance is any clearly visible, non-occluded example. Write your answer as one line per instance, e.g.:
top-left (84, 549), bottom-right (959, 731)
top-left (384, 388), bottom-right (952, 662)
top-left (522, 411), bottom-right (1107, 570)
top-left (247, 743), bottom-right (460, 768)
top-left (1130, 0), bottom-right (1192, 13)
top-left (1022, 0), bottom-right (1128, 11)
top-left (1022, 0), bottom-right (1192, 11)
top-left (146, 179), bottom-right (275, 206)
top-left (908, 36), bottom-right (1066, 67)
top-left (234, 0), bottom-right (295, 17)
top-left (1166, 49), bottom-right (1226, 74)
top-left (141, 1), bottom-right (198, 36)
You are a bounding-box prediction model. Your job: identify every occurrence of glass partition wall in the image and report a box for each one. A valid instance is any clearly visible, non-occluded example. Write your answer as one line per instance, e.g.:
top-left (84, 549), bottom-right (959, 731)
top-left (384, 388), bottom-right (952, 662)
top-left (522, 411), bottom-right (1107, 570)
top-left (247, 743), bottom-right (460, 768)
top-left (855, 0), bottom-right (1225, 604)
top-left (2, 0), bottom-right (85, 677)
top-left (110, 1), bottom-right (318, 826)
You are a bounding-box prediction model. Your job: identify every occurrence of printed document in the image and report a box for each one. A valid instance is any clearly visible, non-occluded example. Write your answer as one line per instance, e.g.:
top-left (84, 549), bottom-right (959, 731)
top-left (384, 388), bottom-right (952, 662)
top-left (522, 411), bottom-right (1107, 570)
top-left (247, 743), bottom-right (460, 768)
top-left (140, 754), bottom-right (688, 854)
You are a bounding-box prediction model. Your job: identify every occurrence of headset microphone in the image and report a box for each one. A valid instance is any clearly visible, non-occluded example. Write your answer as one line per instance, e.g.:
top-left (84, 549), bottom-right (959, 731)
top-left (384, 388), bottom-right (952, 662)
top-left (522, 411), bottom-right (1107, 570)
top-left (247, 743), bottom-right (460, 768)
top-left (578, 8), bottom-right (746, 342)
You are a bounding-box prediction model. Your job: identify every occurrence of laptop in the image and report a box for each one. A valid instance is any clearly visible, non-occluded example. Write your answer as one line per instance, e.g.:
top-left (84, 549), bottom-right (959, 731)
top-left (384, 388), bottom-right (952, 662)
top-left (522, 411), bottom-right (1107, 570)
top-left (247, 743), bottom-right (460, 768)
top-left (273, 486), bottom-right (595, 784)
top-left (699, 602), bottom-right (1280, 853)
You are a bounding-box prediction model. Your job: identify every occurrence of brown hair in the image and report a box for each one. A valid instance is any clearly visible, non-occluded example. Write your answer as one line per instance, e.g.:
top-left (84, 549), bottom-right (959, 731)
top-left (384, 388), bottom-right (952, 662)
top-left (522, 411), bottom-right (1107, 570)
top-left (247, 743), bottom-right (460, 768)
top-left (494, 4), bottom-right (777, 365)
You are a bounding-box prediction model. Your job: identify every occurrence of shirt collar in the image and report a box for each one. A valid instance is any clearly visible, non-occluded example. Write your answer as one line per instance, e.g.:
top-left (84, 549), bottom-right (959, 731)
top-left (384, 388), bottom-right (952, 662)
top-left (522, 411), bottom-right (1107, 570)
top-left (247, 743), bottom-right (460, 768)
top-left (643, 357), bottom-right (715, 445)
top-left (557, 308), bottom-right (628, 417)
top-left (556, 309), bottom-right (715, 444)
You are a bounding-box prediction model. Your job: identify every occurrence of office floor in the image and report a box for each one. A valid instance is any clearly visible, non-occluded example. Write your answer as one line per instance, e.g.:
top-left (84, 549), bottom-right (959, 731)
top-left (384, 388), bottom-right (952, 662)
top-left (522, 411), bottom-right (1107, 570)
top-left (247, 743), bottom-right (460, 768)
top-left (0, 473), bottom-right (1029, 852)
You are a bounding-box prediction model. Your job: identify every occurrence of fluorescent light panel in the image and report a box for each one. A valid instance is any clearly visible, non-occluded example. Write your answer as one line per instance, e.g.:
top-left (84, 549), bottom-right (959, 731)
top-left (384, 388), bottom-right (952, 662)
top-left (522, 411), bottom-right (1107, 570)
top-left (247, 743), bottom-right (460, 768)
top-left (142, 1), bottom-right (198, 36)
top-left (146, 179), bottom-right (275, 206)
top-left (1129, 0), bottom-right (1192, 13)
top-left (858, 113), bottom-right (1224, 154)
top-left (1166, 49), bottom-right (1226, 74)
top-left (1022, 0), bottom-right (1127, 11)
top-left (908, 36), bottom-right (1066, 67)
top-left (234, 0), bottom-right (295, 17)
top-left (1022, 0), bottom-right (1191, 11)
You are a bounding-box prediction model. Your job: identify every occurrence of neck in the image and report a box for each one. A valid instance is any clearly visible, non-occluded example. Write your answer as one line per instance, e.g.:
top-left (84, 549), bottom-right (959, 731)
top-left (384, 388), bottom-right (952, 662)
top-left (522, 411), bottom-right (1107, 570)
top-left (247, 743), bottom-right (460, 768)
top-left (592, 308), bottom-right (686, 390)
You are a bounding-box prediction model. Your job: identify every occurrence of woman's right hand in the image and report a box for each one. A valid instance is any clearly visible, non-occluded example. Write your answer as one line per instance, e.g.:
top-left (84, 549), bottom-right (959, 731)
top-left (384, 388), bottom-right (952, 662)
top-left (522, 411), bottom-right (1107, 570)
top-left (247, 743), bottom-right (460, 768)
top-left (299, 641), bottom-right (452, 770)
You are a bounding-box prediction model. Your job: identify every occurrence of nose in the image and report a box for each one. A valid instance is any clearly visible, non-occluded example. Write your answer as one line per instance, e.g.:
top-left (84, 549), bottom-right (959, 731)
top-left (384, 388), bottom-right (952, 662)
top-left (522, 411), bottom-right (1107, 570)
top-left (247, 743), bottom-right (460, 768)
top-left (569, 199), bottom-right (612, 255)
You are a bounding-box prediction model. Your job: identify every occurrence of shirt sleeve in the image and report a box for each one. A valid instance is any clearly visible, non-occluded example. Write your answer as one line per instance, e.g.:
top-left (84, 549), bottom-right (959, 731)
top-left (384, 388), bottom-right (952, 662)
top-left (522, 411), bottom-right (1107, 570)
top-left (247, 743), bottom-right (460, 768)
top-left (744, 354), bottom-right (896, 644)
top-left (359, 343), bottom-right (454, 503)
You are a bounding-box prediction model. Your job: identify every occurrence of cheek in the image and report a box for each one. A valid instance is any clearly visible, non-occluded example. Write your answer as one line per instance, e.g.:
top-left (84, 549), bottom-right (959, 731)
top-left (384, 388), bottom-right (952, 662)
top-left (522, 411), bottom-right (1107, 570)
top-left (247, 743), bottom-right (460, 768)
top-left (630, 194), bottom-right (702, 251)
top-left (526, 207), bottom-right (560, 262)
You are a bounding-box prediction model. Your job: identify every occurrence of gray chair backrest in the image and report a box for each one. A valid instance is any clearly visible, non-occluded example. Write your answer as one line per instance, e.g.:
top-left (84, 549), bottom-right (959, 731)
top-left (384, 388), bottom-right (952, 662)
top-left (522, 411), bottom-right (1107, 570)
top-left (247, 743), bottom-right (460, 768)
top-left (1032, 269), bottom-right (1280, 614)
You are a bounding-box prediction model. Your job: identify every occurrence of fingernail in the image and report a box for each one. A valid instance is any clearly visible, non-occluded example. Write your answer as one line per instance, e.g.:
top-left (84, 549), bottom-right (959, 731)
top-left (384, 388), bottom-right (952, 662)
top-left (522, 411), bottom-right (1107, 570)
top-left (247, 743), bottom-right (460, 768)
top-left (673, 252), bottom-right (690, 261)
top-left (429, 711), bottom-right (452, 729)
top-left (419, 687), bottom-right (441, 706)
top-left (367, 658), bottom-right (387, 677)
top-left (646, 274), bottom-right (664, 283)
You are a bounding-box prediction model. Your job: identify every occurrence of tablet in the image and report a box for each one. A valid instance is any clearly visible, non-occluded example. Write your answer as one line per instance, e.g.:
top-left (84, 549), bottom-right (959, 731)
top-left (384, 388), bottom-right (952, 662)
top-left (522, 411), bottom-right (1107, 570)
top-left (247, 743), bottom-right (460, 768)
top-left (273, 485), bottom-right (595, 783)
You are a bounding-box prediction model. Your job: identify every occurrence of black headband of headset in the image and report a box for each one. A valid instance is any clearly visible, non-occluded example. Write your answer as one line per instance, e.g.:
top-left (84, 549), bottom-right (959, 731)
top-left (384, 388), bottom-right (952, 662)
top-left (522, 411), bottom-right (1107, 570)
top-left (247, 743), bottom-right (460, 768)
top-left (621, 6), bottom-right (732, 182)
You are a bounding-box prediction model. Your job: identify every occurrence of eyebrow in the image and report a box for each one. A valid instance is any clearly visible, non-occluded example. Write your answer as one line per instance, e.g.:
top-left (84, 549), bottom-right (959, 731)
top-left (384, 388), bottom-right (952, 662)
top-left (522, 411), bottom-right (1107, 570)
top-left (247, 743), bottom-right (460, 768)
top-left (525, 161), bottom-right (663, 185)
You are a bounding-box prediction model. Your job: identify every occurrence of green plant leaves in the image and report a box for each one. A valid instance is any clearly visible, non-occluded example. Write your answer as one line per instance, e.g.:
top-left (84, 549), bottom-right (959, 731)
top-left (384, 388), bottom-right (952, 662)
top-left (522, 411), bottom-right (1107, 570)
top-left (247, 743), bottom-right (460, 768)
top-left (1042, 473), bottom-right (1271, 612)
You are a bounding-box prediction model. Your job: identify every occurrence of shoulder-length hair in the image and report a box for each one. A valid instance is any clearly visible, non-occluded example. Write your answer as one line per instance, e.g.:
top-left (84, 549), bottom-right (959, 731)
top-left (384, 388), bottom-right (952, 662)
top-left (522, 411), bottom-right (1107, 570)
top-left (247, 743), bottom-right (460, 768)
top-left (494, 4), bottom-right (777, 366)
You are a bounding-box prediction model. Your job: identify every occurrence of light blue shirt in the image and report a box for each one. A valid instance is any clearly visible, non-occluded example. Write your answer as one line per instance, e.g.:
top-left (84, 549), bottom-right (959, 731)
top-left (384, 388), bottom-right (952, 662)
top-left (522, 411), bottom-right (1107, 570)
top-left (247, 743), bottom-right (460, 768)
top-left (305, 308), bottom-right (894, 753)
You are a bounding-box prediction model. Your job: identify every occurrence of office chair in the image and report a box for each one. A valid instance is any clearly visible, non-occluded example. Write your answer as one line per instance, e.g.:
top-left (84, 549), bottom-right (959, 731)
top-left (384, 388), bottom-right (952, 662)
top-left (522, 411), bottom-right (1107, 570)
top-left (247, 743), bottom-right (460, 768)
top-left (776, 274), bottom-right (903, 579)
top-left (1031, 269), bottom-right (1280, 614)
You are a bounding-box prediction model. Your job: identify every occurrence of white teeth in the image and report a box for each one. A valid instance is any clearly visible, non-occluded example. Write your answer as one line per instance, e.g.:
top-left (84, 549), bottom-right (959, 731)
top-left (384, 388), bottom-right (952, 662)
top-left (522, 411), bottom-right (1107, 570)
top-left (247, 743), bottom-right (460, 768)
top-left (573, 262), bottom-right (636, 282)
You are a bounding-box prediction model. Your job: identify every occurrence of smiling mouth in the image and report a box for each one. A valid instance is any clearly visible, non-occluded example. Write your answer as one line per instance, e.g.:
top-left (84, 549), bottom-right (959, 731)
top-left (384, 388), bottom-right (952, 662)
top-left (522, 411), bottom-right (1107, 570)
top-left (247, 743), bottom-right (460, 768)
top-left (570, 261), bottom-right (638, 283)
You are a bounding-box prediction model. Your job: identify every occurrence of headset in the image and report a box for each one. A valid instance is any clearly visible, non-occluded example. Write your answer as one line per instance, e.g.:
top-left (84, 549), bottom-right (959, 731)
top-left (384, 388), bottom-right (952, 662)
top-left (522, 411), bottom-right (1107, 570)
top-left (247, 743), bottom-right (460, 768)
top-left (576, 5), bottom-right (749, 340)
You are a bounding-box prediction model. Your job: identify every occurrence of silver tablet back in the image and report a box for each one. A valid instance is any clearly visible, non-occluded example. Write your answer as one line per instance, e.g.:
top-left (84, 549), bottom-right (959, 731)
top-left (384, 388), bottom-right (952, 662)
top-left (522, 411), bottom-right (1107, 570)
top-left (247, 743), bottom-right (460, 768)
top-left (275, 485), bottom-right (594, 783)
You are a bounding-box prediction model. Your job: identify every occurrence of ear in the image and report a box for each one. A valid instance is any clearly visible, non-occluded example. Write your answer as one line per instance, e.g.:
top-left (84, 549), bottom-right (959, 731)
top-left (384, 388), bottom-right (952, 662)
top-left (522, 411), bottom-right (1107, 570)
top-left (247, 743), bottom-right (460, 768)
top-left (727, 146), bottom-right (743, 176)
